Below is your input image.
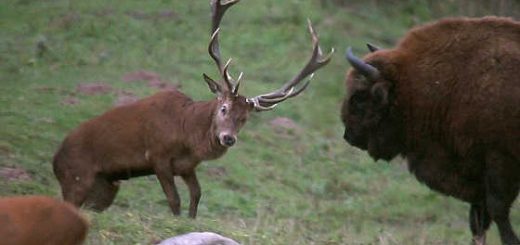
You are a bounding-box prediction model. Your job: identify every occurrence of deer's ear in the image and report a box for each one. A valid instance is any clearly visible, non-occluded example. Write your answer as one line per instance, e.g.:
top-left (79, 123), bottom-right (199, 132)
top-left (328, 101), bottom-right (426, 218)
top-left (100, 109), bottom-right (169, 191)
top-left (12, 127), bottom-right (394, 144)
top-left (203, 73), bottom-right (222, 95)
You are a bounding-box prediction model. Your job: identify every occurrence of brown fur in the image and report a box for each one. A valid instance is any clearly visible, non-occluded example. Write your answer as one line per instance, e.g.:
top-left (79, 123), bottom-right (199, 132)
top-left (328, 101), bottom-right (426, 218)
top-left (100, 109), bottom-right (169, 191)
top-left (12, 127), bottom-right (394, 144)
top-left (0, 195), bottom-right (88, 245)
top-left (342, 16), bottom-right (519, 244)
top-left (53, 89), bottom-right (252, 218)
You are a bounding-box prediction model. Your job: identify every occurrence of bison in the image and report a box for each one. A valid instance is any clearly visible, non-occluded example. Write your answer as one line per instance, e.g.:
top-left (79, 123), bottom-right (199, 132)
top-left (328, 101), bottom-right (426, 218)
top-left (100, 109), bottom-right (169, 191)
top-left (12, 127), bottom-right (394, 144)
top-left (341, 16), bottom-right (519, 244)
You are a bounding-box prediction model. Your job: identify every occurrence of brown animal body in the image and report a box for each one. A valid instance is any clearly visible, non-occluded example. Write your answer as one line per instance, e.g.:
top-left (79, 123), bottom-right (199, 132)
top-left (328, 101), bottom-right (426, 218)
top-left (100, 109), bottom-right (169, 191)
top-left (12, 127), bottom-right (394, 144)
top-left (53, 90), bottom-right (241, 217)
top-left (53, 0), bottom-right (332, 218)
top-left (341, 16), bottom-right (519, 244)
top-left (0, 195), bottom-right (88, 245)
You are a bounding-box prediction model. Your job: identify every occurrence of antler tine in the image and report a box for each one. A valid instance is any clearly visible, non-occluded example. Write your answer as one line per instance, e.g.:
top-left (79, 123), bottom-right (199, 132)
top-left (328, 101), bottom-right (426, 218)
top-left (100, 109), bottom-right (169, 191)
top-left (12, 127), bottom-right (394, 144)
top-left (257, 74), bottom-right (313, 105)
top-left (232, 72), bottom-right (243, 95)
top-left (247, 20), bottom-right (334, 110)
top-left (211, 0), bottom-right (240, 35)
top-left (208, 28), bottom-right (223, 72)
top-left (206, 0), bottom-right (242, 95)
top-left (222, 59), bottom-right (243, 95)
top-left (222, 58), bottom-right (235, 91)
top-left (249, 78), bottom-right (310, 111)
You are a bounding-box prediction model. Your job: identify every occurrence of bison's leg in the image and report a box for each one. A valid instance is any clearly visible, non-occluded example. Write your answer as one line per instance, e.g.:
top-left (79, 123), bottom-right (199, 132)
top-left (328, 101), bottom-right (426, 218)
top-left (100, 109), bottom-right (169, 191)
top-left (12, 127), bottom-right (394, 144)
top-left (181, 171), bottom-right (201, 219)
top-left (83, 176), bottom-right (120, 212)
top-left (485, 152), bottom-right (520, 245)
top-left (469, 203), bottom-right (491, 245)
top-left (485, 191), bottom-right (519, 245)
top-left (153, 160), bottom-right (181, 216)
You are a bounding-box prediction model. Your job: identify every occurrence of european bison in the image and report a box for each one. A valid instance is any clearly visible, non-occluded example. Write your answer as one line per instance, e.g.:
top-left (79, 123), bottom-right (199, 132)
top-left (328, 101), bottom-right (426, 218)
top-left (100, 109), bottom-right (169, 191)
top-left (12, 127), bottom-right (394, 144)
top-left (341, 16), bottom-right (519, 244)
top-left (0, 195), bottom-right (88, 245)
top-left (53, 0), bottom-right (332, 218)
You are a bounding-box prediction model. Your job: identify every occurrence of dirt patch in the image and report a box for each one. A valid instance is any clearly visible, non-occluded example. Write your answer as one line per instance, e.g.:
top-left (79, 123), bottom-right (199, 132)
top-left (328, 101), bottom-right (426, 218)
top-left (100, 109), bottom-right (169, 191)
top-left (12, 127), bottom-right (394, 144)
top-left (33, 86), bottom-right (71, 95)
top-left (269, 117), bottom-right (302, 136)
top-left (0, 142), bottom-right (12, 156)
top-left (122, 70), bottom-right (162, 83)
top-left (147, 79), bottom-right (178, 91)
top-left (0, 166), bottom-right (32, 182)
top-left (113, 90), bottom-right (140, 107)
top-left (61, 96), bottom-right (80, 105)
top-left (34, 86), bottom-right (58, 93)
top-left (48, 12), bottom-right (81, 30)
top-left (76, 82), bottom-right (113, 95)
top-left (206, 166), bottom-right (228, 179)
top-left (122, 70), bottom-right (179, 91)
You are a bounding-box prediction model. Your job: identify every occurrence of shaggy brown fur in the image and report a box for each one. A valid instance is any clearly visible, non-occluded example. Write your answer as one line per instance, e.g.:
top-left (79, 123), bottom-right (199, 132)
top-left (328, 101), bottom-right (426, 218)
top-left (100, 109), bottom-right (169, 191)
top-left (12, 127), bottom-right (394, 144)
top-left (342, 16), bottom-right (519, 244)
top-left (0, 195), bottom-right (88, 245)
top-left (53, 90), bottom-right (252, 218)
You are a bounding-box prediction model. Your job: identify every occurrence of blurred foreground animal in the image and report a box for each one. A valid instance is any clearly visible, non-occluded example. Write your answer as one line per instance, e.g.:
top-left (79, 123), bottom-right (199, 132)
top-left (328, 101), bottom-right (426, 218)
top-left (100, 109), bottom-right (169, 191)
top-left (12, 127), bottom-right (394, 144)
top-left (53, 0), bottom-right (332, 218)
top-left (0, 195), bottom-right (88, 245)
top-left (341, 16), bottom-right (519, 244)
top-left (158, 232), bottom-right (240, 245)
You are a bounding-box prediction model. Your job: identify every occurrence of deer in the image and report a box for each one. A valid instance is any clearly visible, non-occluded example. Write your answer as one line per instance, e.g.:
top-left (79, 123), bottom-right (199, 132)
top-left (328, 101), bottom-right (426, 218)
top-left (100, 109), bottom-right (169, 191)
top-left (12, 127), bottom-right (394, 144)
top-left (0, 195), bottom-right (89, 245)
top-left (52, 0), bottom-right (333, 218)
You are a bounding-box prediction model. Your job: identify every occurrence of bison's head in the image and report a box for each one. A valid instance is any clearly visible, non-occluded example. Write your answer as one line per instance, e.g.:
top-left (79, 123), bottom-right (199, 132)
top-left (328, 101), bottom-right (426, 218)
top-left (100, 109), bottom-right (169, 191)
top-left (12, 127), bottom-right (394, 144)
top-left (341, 45), bottom-right (404, 161)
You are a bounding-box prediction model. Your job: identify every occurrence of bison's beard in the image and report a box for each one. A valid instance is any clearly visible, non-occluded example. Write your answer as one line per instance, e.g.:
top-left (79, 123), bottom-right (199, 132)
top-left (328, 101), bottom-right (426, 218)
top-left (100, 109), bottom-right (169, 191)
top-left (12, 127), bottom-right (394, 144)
top-left (367, 140), bottom-right (396, 161)
top-left (367, 132), bottom-right (403, 162)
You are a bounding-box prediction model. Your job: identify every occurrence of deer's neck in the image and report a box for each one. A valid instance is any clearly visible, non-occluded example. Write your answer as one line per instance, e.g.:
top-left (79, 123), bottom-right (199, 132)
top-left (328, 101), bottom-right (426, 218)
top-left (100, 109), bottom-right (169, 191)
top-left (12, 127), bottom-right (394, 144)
top-left (183, 99), bottom-right (227, 160)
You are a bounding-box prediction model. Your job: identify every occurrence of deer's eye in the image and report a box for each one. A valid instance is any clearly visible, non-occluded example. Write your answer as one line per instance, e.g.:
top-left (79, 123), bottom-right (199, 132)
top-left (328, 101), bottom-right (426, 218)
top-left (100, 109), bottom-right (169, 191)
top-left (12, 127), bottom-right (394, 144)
top-left (220, 106), bottom-right (227, 115)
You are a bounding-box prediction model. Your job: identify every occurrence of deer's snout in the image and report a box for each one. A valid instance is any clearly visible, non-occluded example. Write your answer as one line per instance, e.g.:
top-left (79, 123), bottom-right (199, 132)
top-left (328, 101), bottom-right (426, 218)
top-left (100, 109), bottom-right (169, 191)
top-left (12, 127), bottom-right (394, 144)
top-left (223, 135), bottom-right (236, 146)
top-left (219, 133), bottom-right (236, 147)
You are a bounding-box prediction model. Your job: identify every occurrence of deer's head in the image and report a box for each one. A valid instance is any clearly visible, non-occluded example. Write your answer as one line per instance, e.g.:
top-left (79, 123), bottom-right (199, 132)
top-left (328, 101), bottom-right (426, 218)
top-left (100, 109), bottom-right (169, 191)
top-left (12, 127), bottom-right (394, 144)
top-left (203, 0), bottom-right (333, 147)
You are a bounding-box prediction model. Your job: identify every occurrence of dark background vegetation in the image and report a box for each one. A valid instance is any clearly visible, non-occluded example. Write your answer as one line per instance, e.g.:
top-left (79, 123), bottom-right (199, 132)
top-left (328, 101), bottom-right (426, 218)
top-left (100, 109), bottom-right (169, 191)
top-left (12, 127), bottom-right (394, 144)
top-left (323, 0), bottom-right (519, 17)
top-left (1, 0), bottom-right (518, 244)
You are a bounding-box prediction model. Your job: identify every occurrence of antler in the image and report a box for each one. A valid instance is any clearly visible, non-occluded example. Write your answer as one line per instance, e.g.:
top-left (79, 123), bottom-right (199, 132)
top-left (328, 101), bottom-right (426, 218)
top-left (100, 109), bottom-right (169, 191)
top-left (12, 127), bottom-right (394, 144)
top-left (247, 19), bottom-right (334, 111)
top-left (204, 0), bottom-right (242, 95)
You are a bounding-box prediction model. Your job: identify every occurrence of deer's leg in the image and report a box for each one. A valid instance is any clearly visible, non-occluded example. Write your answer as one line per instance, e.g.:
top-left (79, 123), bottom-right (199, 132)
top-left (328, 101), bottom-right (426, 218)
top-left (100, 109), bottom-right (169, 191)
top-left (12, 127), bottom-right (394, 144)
top-left (469, 203), bottom-right (491, 245)
top-left (84, 176), bottom-right (120, 212)
top-left (485, 151), bottom-right (520, 245)
top-left (181, 171), bottom-right (201, 219)
top-left (153, 160), bottom-right (181, 216)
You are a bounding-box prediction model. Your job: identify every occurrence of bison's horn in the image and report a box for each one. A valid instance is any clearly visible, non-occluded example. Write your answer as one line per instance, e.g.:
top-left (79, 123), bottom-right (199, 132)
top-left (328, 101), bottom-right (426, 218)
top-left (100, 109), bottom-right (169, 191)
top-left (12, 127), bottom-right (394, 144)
top-left (346, 47), bottom-right (380, 81)
top-left (366, 43), bottom-right (380, 52)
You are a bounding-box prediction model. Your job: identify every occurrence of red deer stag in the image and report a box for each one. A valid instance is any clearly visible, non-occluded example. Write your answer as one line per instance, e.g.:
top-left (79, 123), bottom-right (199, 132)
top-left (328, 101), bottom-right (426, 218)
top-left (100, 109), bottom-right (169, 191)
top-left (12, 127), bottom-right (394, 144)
top-left (53, 0), bottom-right (333, 218)
top-left (341, 16), bottom-right (519, 244)
top-left (0, 195), bottom-right (89, 245)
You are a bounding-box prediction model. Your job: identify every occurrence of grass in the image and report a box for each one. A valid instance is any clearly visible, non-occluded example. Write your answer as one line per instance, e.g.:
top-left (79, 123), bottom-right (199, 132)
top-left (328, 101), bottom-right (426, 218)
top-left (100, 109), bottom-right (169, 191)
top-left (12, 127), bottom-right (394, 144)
top-left (0, 0), bottom-right (518, 244)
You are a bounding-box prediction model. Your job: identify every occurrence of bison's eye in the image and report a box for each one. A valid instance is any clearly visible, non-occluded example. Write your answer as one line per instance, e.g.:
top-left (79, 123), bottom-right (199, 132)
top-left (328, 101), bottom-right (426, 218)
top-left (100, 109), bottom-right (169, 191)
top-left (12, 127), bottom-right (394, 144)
top-left (349, 92), bottom-right (369, 115)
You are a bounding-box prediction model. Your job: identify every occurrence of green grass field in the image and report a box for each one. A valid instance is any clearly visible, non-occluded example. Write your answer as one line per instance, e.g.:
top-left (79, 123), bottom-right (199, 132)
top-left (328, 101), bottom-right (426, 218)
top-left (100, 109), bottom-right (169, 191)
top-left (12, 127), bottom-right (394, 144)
top-left (1, 0), bottom-right (518, 244)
